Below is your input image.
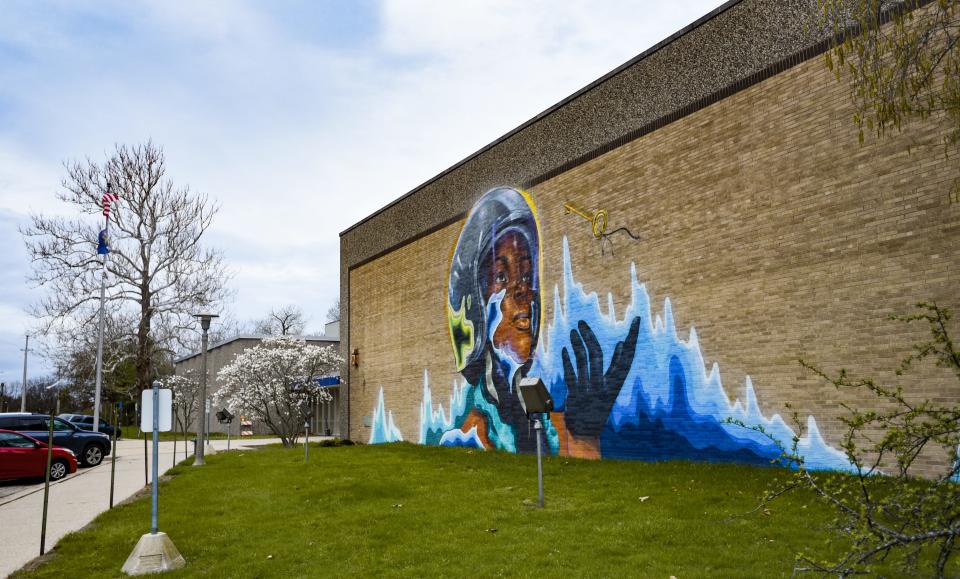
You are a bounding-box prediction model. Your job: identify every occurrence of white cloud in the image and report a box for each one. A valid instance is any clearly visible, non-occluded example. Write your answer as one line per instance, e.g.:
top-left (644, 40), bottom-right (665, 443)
top-left (0, 0), bottom-right (725, 372)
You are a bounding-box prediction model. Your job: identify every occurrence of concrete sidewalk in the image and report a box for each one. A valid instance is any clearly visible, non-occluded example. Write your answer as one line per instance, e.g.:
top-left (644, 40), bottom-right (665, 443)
top-left (0, 436), bottom-right (281, 578)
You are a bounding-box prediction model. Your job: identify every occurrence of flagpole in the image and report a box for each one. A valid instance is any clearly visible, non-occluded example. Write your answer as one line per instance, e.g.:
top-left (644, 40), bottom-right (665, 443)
top-left (92, 248), bottom-right (107, 432)
top-left (92, 183), bottom-right (112, 433)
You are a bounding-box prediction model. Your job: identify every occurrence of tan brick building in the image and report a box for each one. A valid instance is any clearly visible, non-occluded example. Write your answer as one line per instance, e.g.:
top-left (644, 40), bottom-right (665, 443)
top-left (338, 0), bottom-right (959, 474)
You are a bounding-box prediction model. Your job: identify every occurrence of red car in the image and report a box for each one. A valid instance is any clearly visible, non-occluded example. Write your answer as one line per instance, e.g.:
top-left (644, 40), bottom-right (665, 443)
top-left (0, 429), bottom-right (78, 482)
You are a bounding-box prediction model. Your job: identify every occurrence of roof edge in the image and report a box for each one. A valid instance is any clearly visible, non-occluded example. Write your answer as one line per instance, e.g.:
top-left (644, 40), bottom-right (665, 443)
top-left (174, 334), bottom-right (340, 364)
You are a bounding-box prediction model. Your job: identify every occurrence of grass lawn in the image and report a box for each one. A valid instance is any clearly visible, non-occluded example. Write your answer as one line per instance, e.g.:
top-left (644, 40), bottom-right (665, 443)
top-left (13, 443), bottom-right (904, 577)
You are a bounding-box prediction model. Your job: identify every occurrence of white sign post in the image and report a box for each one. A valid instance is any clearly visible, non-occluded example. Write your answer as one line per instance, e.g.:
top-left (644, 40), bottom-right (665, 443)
top-left (122, 382), bottom-right (185, 575)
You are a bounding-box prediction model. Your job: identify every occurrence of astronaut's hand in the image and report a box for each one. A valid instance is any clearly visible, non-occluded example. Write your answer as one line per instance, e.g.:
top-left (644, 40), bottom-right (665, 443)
top-left (561, 317), bottom-right (641, 439)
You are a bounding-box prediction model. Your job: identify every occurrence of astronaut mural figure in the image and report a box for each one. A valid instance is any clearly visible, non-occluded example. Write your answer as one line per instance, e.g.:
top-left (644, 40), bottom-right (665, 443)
top-left (373, 186), bottom-right (852, 472)
top-left (444, 187), bottom-right (640, 458)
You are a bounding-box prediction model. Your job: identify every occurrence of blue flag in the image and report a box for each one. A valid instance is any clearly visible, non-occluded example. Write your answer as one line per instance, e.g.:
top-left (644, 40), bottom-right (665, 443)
top-left (97, 229), bottom-right (109, 255)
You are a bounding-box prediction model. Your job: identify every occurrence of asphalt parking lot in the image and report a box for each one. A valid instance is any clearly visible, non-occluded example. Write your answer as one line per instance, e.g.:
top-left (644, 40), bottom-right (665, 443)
top-left (0, 436), bottom-right (281, 578)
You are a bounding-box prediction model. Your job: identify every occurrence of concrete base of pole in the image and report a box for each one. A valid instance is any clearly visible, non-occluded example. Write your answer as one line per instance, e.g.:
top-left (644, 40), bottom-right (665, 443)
top-left (204, 443), bottom-right (217, 456)
top-left (121, 532), bottom-right (186, 575)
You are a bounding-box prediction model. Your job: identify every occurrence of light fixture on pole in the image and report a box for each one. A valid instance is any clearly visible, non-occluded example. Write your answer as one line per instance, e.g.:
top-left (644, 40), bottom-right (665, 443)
top-left (45, 378), bottom-right (71, 416)
top-left (192, 313), bottom-right (218, 467)
top-left (517, 377), bottom-right (553, 508)
top-left (216, 408), bottom-right (234, 451)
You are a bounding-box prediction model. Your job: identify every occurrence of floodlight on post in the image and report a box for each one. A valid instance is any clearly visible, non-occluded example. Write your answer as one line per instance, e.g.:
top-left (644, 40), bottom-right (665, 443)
top-left (517, 377), bottom-right (553, 508)
top-left (192, 313), bottom-right (218, 467)
top-left (216, 408), bottom-right (234, 451)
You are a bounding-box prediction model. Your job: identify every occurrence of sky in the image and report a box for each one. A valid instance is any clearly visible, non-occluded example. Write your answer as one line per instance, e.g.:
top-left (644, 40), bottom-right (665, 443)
top-left (0, 0), bottom-right (726, 384)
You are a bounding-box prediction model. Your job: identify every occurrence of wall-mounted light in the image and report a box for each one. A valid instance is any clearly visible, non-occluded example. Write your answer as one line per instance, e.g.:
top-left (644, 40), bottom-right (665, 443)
top-left (351, 348), bottom-right (360, 368)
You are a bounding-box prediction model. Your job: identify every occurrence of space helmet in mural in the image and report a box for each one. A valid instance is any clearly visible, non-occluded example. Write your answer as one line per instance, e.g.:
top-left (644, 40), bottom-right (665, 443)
top-left (447, 187), bottom-right (542, 383)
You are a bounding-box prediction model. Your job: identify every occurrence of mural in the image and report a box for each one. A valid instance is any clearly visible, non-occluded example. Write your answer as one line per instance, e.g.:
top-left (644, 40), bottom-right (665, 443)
top-left (371, 187), bottom-right (852, 471)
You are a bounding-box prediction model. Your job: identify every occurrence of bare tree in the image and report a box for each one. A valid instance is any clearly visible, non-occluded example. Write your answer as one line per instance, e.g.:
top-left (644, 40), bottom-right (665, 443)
top-left (205, 311), bottom-right (247, 344)
top-left (325, 298), bottom-right (340, 323)
top-left (44, 308), bottom-right (140, 407)
top-left (21, 142), bottom-right (230, 392)
top-left (252, 305), bottom-right (307, 336)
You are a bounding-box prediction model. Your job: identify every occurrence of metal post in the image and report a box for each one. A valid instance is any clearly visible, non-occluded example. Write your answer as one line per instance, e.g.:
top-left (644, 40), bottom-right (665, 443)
top-left (109, 405), bottom-right (118, 508)
top-left (195, 323), bottom-right (209, 466)
top-left (226, 421), bottom-right (231, 451)
top-left (20, 334), bottom-right (29, 412)
top-left (151, 382), bottom-right (159, 535)
top-left (92, 253), bottom-right (107, 432)
top-left (143, 432), bottom-right (148, 486)
top-left (534, 416), bottom-right (544, 508)
top-left (40, 409), bottom-right (54, 554)
top-left (205, 399), bottom-right (211, 446)
top-left (304, 421), bottom-right (309, 464)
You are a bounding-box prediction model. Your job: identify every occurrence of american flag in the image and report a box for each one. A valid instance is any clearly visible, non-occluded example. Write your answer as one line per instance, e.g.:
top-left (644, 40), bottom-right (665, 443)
top-left (102, 184), bottom-right (119, 218)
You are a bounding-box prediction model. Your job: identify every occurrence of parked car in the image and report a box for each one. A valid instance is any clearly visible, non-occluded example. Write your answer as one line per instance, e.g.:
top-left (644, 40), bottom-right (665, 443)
top-left (0, 413), bottom-right (111, 467)
top-left (0, 429), bottom-right (78, 482)
top-left (60, 414), bottom-right (121, 439)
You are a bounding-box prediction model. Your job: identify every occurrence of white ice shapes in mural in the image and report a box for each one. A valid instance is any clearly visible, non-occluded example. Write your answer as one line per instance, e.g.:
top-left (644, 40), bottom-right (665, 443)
top-left (419, 370), bottom-right (469, 444)
top-left (953, 446), bottom-right (960, 482)
top-left (369, 387), bottom-right (403, 444)
top-left (797, 416), bottom-right (853, 470)
top-left (438, 425), bottom-right (485, 448)
top-left (527, 236), bottom-right (852, 471)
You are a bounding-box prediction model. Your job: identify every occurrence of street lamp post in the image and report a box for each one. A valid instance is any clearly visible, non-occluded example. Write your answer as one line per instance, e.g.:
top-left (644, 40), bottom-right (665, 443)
top-left (45, 378), bottom-right (70, 416)
top-left (192, 313), bottom-right (218, 467)
top-left (20, 334), bottom-right (30, 412)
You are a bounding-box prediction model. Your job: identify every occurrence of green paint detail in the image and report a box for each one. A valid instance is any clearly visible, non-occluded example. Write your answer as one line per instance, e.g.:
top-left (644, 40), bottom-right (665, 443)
top-left (448, 298), bottom-right (475, 371)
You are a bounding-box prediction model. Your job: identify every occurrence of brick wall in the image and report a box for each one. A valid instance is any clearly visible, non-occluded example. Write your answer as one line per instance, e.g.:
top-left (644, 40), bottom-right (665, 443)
top-left (347, 43), bottom-right (959, 475)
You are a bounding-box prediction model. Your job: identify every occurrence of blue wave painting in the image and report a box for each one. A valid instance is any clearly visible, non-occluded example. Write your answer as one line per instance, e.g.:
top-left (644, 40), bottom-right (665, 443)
top-left (373, 237), bottom-right (852, 472)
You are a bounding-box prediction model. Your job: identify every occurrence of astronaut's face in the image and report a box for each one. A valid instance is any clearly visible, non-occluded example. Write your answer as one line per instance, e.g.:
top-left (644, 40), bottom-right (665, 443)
top-left (485, 231), bottom-right (534, 361)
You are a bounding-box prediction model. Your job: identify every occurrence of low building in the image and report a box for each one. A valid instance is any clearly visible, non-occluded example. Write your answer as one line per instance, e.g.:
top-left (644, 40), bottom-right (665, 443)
top-left (174, 334), bottom-right (342, 438)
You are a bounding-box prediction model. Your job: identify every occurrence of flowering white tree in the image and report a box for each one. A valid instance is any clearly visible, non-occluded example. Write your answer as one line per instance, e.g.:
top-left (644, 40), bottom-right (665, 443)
top-left (160, 371), bottom-right (201, 460)
top-left (216, 337), bottom-right (341, 447)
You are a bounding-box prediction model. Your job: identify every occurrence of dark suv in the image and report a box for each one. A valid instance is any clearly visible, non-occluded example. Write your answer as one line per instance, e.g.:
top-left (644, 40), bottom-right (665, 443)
top-left (60, 414), bottom-right (121, 439)
top-left (0, 413), bottom-right (111, 467)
